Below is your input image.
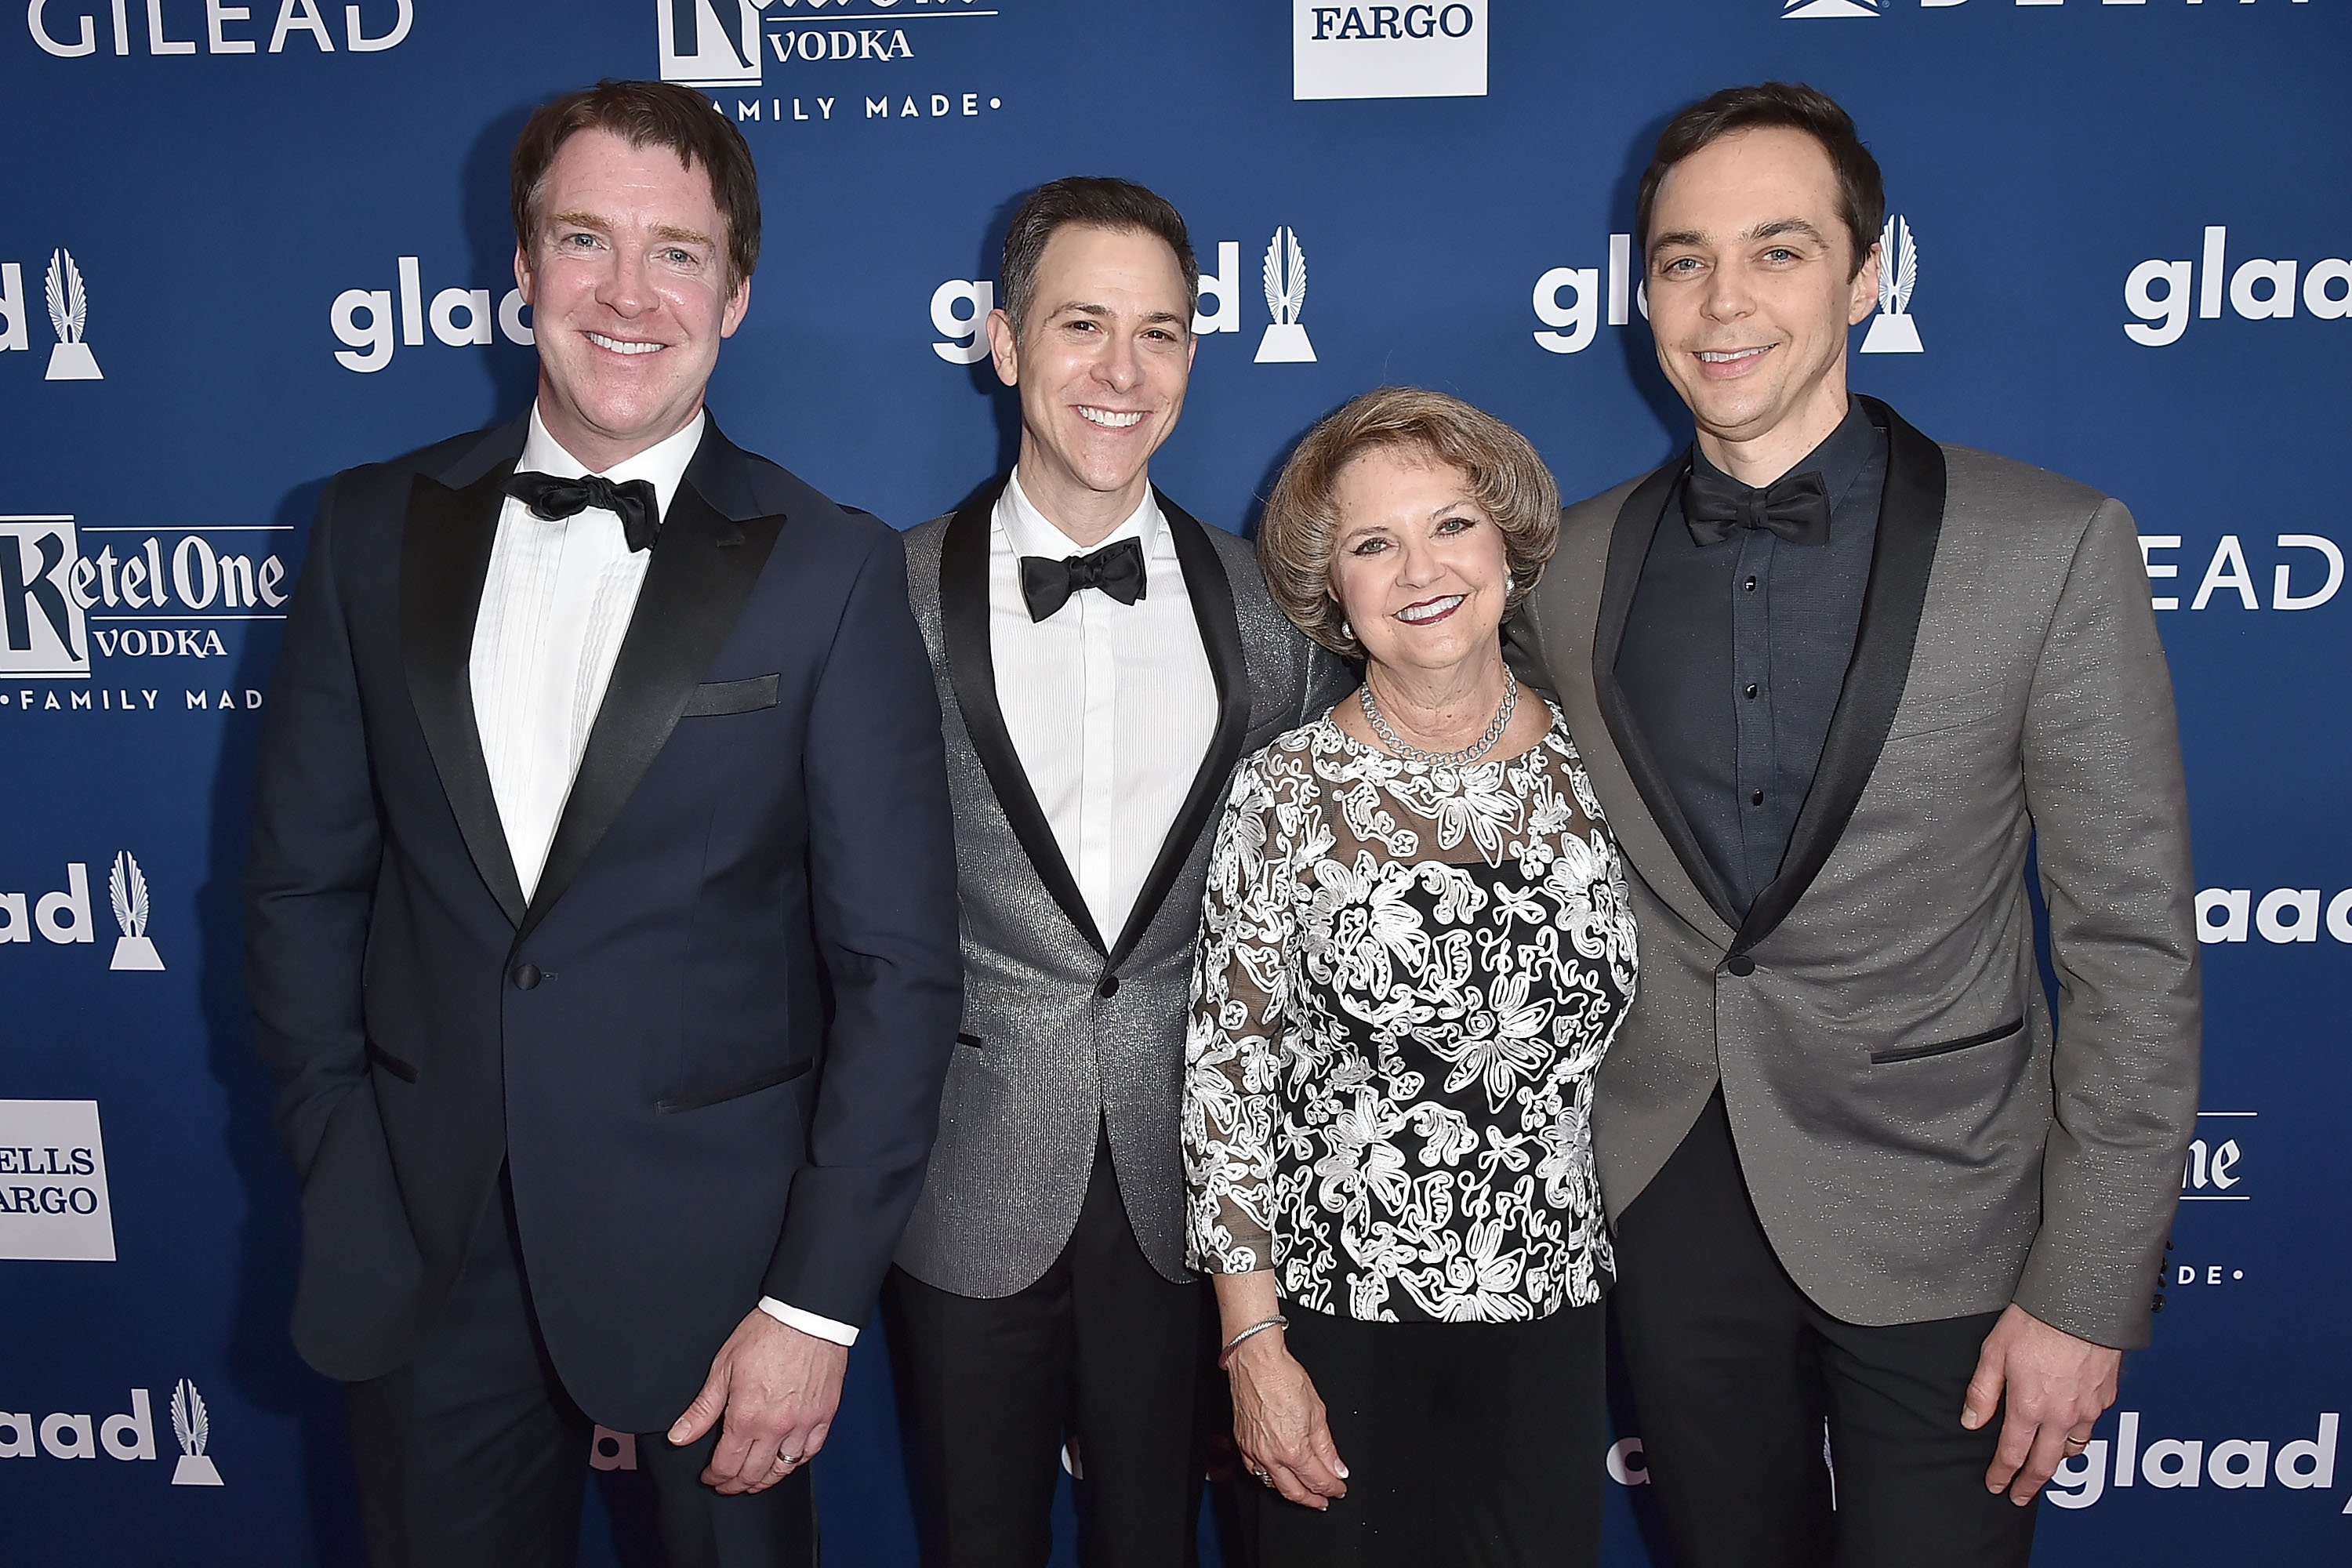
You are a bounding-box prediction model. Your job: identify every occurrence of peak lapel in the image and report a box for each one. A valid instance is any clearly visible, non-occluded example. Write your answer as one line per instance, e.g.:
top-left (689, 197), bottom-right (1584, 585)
top-left (1105, 492), bottom-right (1250, 972)
top-left (517, 475), bottom-right (784, 944)
top-left (1590, 460), bottom-right (1744, 940)
top-left (938, 477), bottom-right (1107, 956)
top-left (1731, 397), bottom-right (1946, 956)
top-left (401, 460), bottom-right (528, 927)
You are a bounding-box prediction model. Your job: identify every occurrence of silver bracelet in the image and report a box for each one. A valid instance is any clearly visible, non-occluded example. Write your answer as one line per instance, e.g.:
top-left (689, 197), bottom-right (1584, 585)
top-left (1219, 1315), bottom-right (1289, 1367)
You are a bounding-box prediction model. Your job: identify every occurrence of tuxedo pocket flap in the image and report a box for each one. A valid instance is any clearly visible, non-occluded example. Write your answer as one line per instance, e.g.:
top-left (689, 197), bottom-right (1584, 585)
top-left (683, 673), bottom-right (782, 717)
top-left (658, 1056), bottom-right (812, 1112)
top-left (365, 1038), bottom-right (419, 1083)
top-left (1871, 1015), bottom-right (2025, 1065)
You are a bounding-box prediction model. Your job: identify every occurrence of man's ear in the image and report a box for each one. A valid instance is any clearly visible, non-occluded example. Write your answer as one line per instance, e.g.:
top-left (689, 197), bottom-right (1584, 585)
top-left (720, 274), bottom-right (751, 339)
top-left (514, 243), bottom-right (535, 307)
top-left (1849, 241), bottom-right (1883, 328)
top-left (985, 307), bottom-right (1020, 390)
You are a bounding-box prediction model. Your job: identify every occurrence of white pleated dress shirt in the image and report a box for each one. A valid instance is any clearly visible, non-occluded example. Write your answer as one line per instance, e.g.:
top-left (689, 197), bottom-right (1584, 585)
top-left (991, 470), bottom-right (1218, 943)
top-left (470, 405), bottom-right (858, 1348)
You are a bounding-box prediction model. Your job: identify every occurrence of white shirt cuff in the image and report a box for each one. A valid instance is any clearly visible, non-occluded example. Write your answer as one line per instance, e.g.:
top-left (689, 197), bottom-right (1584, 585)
top-left (757, 1295), bottom-right (859, 1346)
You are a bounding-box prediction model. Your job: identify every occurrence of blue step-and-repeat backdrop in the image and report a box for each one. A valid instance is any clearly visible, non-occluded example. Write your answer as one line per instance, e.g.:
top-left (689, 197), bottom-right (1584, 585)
top-left (2, 2), bottom-right (2346, 1563)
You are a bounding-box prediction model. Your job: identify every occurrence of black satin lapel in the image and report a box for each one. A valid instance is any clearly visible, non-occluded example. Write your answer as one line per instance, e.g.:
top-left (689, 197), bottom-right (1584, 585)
top-left (1106, 495), bottom-right (1250, 971)
top-left (518, 479), bottom-right (782, 942)
top-left (939, 479), bottom-right (1107, 956)
top-left (1592, 459), bottom-right (1744, 929)
top-left (1733, 397), bottom-right (1946, 954)
top-left (401, 466), bottom-right (527, 927)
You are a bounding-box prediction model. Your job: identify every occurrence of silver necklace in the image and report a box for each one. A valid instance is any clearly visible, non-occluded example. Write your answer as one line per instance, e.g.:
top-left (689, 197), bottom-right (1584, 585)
top-left (1359, 668), bottom-right (1518, 768)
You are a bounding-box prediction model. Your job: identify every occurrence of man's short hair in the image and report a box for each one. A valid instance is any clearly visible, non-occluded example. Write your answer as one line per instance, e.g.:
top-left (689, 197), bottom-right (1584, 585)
top-left (511, 80), bottom-right (761, 292)
top-left (1258, 387), bottom-right (1560, 662)
top-left (998, 177), bottom-right (1200, 333)
top-left (1635, 82), bottom-right (1885, 280)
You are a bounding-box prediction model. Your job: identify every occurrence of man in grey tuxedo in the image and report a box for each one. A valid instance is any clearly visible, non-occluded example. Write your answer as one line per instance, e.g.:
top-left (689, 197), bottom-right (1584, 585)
top-left (889, 178), bottom-right (1345, 1566)
top-left (1509, 85), bottom-right (2200, 1567)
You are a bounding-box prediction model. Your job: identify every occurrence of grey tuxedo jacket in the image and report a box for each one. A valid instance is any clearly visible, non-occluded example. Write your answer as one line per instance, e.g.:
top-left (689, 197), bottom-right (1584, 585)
top-left (1510, 398), bottom-right (2200, 1349)
top-left (895, 478), bottom-right (1348, 1297)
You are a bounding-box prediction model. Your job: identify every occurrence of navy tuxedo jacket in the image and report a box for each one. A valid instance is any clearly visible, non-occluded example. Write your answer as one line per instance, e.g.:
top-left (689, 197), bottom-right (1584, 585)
top-left (243, 415), bottom-right (962, 1430)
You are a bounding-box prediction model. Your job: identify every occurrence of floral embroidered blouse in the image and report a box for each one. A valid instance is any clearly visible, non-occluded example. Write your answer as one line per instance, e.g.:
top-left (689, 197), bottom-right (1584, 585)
top-left (1182, 700), bottom-right (1638, 1323)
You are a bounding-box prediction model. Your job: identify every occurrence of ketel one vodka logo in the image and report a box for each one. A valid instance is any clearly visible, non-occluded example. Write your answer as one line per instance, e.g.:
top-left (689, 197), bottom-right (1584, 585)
top-left (1256, 227), bottom-right (1316, 364)
top-left (1860, 214), bottom-right (1924, 354)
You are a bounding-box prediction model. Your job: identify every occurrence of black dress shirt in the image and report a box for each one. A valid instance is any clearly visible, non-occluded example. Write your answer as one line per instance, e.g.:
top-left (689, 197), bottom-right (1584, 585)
top-left (1614, 399), bottom-right (1888, 916)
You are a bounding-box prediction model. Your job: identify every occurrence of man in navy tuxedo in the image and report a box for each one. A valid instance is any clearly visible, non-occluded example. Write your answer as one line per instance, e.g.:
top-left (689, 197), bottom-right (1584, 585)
top-left (244, 81), bottom-right (960, 1568)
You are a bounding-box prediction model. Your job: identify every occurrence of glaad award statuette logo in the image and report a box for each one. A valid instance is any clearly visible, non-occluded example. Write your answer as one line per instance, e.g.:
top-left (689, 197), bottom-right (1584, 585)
top-left (1256, 227), bottom-right (1316, 365)
top-left (1783, 0), bottom-right (1881, 17)
top-left (170, 1379), bottom-right (221, 1486)
top-left (109, 851), bottom-right (162, 971)
top-left (44, 250), bottom-right (100, 382)
top-left (1860, 215), bottom-right (1922, 354)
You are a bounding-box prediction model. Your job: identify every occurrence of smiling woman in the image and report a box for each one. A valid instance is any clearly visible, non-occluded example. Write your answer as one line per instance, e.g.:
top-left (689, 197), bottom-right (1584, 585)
top-left (1183, 387), bottom-right (1637, 1566)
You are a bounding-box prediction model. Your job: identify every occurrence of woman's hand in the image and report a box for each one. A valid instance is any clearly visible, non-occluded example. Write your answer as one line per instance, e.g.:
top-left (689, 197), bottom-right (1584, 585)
top-left (1227, 1330), bottom-right (1349, 1509)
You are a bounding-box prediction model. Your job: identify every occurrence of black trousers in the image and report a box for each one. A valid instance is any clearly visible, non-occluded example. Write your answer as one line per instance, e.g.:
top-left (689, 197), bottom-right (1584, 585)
top-left (1253, 1301), bottom-right (1605, 1568)
top-left (885, 1138), bottom-right (1207, 1568)
top-left (346, 1174), bottom-right (814, 1568)
top-left (1610, 1091), bottom-right (2040, 1568)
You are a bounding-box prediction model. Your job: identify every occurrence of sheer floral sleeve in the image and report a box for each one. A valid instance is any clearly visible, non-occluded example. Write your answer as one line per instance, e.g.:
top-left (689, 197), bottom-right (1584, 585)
top-left (1183, 752), bottom-right (1297, 1276)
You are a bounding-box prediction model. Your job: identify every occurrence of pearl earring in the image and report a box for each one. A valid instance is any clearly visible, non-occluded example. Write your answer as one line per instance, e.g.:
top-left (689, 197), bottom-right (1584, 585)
top-left (1505, 574), bottom-right (1518, 594)
top-left (1341, 619), bottom-right (1354, 641)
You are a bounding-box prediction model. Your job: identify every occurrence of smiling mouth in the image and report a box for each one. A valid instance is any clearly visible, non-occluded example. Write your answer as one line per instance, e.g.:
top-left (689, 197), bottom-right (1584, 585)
top-left (1395, 593), bottom-right (1465, 626)
top-left (586, 332), bottom-right (663, 357)
top-left (1695, 346), bottom-right (1772, 367)
top-left (1076, 405), bottom-right (1145, 429)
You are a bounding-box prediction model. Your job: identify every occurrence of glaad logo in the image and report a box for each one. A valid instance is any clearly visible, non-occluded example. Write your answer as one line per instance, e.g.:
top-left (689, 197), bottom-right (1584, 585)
top-left (332, 258), bottom-right (534, 373)
top-left (1294, 0), bottom-right (1488, 101)
top-left (931, 227), bottom-right (1323, 366)
top-left (2196, 887), bottom-right (2352, 944)
top-left (108, 851), bottom-right (162, 971)
top-left (1257, 228), bottom-right (1316, 365)
top-left (27, 0), bottom-right (410, 56)
top-left (2046, 1412), bottom-right (2336, 1510)
top-left (1533, 235), bottom-right (1646, 356)
top-left (1784, 0), bottom-right (1882, 16)
top-left (0, 1098), bottom-right (116, 1260)
top-left (169, 1381), bottom-right (221, 1486)
top-left (0, 249), bottom-right (102, 380)
top-left (2124, 227), bottom-right (2351, 347)
top-left (1860, 216), bottom-right (1922, 354)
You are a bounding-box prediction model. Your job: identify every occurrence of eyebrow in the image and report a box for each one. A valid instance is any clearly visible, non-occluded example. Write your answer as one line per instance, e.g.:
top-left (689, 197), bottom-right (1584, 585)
top-left (1650, 216), bottom-right (1828, 258)
top-left (1051, 301), bottom-right (1191, 329)
top-left (545, 212), bottom-right (715, 250)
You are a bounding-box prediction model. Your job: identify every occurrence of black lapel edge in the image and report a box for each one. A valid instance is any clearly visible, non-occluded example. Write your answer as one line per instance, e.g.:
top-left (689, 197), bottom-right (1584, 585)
top-left (1731, 396), bottom-right (1947, 955)
top-left (1591, 457), bottom-right (1745, 930)
top-left (938, 475), bottom-right (1107, 956)
top-left (517, 476), bottom-right (783, 943)
top-left (401, 464), bottom-right (528, 927)
top-left (1105, 492), bottom-right (1250, 972)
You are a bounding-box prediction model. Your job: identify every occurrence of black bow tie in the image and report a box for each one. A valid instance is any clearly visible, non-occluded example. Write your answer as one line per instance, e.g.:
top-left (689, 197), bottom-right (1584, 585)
top-left (1019, 536), bottom-right (1148, 622)
top-left (505, 470), bottom-right (662, 553)
top-left (1682, 462), bottom-right (1832, 549)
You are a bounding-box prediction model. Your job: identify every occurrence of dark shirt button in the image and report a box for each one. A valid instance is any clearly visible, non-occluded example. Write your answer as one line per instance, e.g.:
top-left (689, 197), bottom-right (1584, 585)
top-left (1725, 955), bottom-right (1756, 977)
top-left (1744, 683), bottom-right (1759, 699)
top-left (1096, 974), bottom-right (1120, 999)
top-left (1743, 575), bottom-right (1758, 593)
top-left (512, 963), bottom-right (543, 991)
top-left (1750, 790), bottom-right (1765, 806)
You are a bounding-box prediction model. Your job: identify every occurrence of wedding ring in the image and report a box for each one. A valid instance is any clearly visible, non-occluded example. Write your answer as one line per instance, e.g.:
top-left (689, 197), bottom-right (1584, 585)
top-left (2062, 1436), bottom-right (2089, 1451)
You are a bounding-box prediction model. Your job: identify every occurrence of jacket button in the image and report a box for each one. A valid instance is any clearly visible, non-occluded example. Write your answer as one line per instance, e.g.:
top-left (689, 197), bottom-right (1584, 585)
top-left (1724, 955), bottom-right (1755, 977)
top-left (1095, 974), bottom-right (1120, 999)
top-left (512, 963), bottom-right (543, 991)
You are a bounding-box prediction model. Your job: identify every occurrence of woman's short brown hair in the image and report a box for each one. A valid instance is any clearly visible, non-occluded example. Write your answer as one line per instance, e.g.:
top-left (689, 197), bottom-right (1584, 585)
top-left (511, 80), bottom-right (761, 292)
top-left (1258, 387), bottom-right (1560, 660)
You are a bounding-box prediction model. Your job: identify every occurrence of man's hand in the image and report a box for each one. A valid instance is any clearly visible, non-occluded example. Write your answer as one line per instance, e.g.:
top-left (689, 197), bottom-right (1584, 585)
top-left (668, 1310), bottom-right (849, 1494)
top-left (1961, 1303), bottom-right (2122, 1504)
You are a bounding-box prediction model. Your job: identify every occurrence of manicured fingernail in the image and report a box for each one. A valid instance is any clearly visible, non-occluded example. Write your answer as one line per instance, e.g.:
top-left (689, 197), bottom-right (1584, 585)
top-left (1336, 1463), bottom-right (1350, 1478)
